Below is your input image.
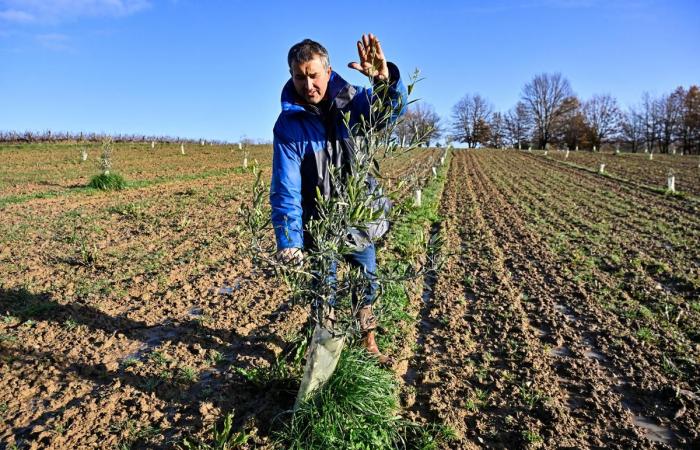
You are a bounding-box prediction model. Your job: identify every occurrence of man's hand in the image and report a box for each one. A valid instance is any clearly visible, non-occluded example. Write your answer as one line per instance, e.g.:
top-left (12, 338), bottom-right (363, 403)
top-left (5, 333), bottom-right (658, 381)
top-left (347, 33), bottom-right (390, 82)
top-left (276, 247), bottom-right (304, 266)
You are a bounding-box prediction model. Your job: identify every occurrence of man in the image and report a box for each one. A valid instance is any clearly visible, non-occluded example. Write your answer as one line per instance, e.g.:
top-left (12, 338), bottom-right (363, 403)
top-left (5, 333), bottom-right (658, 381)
top-left (270, 34), bottom-right (407, 363)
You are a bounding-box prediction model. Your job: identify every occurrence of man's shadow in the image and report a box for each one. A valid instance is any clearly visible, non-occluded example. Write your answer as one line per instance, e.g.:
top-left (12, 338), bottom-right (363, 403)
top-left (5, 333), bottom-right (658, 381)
top-left (0, 287), bottom-right (303, 448)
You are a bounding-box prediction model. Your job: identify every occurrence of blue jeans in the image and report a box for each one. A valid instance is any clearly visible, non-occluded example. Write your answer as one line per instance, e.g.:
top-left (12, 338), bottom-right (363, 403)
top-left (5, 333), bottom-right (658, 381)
top-left (317, 243), bottom-right (378, 309)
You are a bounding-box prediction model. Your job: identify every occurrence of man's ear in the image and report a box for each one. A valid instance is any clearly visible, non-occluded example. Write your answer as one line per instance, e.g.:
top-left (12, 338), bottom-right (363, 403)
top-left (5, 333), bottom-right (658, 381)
top-left (327, 66), bottom-right (332, 76)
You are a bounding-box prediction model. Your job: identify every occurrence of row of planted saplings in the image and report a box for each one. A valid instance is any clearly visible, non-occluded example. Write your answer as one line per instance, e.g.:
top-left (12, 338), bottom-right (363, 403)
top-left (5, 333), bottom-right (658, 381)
top-left (414, 147), bottom-right (450, 207)
top-left (532, 147), bottom-right (684, 193)
top-left (77, 139), bottom-right (255, 190)
top-left (78, 140), bottom-right (252, 166)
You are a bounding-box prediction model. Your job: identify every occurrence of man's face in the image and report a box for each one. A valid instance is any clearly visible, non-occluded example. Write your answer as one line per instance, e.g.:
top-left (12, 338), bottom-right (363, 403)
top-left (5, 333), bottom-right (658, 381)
top-left (291, 56), bottom-right (331, 105)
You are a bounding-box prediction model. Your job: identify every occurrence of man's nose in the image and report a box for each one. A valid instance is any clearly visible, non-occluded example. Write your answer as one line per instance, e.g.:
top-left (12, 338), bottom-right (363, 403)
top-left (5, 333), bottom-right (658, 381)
top-left (305, 78), bottom-right (314, 91)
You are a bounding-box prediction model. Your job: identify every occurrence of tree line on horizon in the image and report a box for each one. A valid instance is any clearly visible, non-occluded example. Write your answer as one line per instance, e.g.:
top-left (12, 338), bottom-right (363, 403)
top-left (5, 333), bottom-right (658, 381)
top-left (395, 73), bottom-right (700, 155)
top-left (0, 130), bottom-right (272, 147)
top-left (3, 73), bottom-right (698, 155)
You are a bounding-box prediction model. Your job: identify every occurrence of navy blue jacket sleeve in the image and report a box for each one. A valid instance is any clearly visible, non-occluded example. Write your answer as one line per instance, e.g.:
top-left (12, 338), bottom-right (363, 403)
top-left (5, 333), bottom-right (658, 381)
top-left (270, 120), bottom-right (304, 250)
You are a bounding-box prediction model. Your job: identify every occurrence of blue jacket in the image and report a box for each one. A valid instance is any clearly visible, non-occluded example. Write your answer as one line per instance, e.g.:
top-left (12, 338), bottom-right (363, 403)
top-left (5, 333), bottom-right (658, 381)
top-left (271, 63), bottom-right (407, 250)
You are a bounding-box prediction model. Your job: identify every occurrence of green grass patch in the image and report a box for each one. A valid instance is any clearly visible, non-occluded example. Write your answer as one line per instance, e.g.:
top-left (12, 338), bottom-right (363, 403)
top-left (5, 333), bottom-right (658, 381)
top-left (88, 172), bottom-right (127, 190)
top-left (278, 347), bottom-right (441, 449)
top-left (181, 412), bottom-right (252, 449)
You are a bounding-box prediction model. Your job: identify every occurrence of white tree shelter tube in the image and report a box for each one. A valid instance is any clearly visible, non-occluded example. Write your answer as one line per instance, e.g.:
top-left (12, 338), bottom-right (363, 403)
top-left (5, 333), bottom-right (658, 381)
top-left (294, 325), bottom-right (345, 408)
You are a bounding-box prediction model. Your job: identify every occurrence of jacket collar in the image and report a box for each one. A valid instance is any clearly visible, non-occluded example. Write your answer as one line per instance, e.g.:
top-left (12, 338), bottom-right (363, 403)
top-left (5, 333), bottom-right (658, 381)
top-left (280, 71), bottom-right (357, 115)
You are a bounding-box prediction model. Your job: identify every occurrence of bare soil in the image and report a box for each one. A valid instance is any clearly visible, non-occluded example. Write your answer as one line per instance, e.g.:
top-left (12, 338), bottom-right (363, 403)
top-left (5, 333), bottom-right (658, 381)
top-left (3, 145), bottom-right (697, 449)
top-left (405, 150), bottom-right (699, 449)
top-left (544, 150), bottom-right (700, 197)
top-left (1, 163), bottom-right (308, 448)
top-left (0, 144), bottom-right (436, 448)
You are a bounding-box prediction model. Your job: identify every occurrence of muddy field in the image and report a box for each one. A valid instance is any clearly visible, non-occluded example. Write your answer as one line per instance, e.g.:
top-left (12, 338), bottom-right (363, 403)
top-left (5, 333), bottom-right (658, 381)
top-left (542, 149), bottom-right (700, 197)
top-left (0, 142), bottom-right (440, 448)
top-left (0, 142), bottom-right (273, 200)
top-left (2, 144), bottom-right (698, 448)
top-left (405, 150), bottom-right (699, 448)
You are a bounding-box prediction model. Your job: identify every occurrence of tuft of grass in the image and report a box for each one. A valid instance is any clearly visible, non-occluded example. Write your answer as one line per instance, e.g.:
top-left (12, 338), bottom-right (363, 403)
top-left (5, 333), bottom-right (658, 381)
top-left (636, 326), bottom-right (656, 343)
top-left (178, 366), bottom-right (199, 384)
top-left (278, 347), bottom-right (437, 449)
top-left (519, 384), bottom-right (546, 410)
top-left (122, 357), bottom-right (140, 368)
top-left (149, 351), bottom-right (170, 366)
top-left (181, 412), bottom-right (251, 450)
top-left (207, 350), bottom-right (224, 366)
top-left (63, 318), bottom-right (79, 331)
top-left (88, 172), bottom-right (127, 191)
top-left (0, 333), bottom-right (17, 343)
top-left (111, 419), bottom-right (161, 449)
top-left (522, 429), bottom-right (543, 444)
top-left (2, 314), bottom-right (17, 324)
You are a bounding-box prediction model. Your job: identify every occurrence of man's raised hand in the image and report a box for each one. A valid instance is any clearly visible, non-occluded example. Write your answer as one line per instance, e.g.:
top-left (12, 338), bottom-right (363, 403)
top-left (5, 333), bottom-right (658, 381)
top-left (347, 33), bottom-right (390, 82)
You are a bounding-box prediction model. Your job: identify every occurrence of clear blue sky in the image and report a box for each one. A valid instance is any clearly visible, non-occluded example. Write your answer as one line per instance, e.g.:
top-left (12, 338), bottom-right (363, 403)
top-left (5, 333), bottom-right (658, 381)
top-left (1, 0), bottom-right (698, 142)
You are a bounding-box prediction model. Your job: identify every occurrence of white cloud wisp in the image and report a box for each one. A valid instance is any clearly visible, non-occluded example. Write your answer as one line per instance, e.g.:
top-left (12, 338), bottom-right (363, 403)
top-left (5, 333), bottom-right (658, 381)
top-left (0, 0), bottom-right (151, 24)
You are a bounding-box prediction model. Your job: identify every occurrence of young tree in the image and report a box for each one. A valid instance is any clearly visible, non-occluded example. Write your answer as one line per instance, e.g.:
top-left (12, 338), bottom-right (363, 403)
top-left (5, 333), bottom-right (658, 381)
top-left (450, 93), bottom-right (492, 148)
top-left (583, 94), bottom-right (622, 150)
top-left (521, 73), bottom-right (575, 149)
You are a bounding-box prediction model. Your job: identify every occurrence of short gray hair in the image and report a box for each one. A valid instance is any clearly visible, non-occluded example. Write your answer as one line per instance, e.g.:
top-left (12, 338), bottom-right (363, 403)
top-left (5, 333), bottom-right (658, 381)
top-left (288, 39), bottom-right (330, 71)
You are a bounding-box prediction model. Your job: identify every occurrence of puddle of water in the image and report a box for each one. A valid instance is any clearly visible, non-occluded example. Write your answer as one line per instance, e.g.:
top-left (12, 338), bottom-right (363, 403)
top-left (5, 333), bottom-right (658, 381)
top-left (630, 415), bottom-right (674, 444)
top-left (549, 346), bottom-right (571, 357)
top-left (123, 327), bottom-right (180, 362)
top-left (211, 278), bottom-right (242, 296)
top-left (553, 303), bottom-right (577, 321)
top-left (532, 326), bottom-right (548, 338)
top-left (199, 367), bottom-right (226, 383)
top-left (621, 400), bottom-right (675, 444)
top-left (188, 307), bottom-right (204, 318)
top-left (584, 348), bottom-right (606, 361)
top-left (566, 396), bottom-right (583, 410)
top-left (403, 367), bottom-right (419, 385)
top-left (421, 223), bottom-right (441, 304)
top-left (142, 327), bottom-right (179, 347)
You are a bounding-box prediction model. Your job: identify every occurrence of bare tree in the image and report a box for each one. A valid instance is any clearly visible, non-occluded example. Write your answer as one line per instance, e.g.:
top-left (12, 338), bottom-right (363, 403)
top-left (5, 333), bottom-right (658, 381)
top-left (394, 102), bottom-right (442, 147)
top-left (487, 112), bottom-right (507, 148)
top-left (621, 105), bottom-right (645, 152)
top-left (658, 89), bottom-right (684, 153)
top-left (583, 94), bottom-right (622, 150)
top-left (640, 92), bottom-right (662, 152)
top-left (521, 73), bottom-right (575, 149)
top-left (504, 102), bottom-right (530, 149)
top-left (450, 93), bottom-right (493, 148)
